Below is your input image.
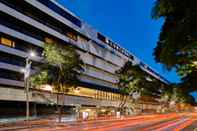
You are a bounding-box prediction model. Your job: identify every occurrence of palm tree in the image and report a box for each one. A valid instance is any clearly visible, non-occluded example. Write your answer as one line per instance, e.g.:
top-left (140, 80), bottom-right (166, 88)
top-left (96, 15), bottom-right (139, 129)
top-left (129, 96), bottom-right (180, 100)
top-left (31, 43), bottom-right (84, 122)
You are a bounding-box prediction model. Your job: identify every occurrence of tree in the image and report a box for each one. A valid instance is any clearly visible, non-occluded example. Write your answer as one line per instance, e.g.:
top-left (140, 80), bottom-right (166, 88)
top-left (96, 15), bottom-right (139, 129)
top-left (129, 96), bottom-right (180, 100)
top-left (116, 61), bottom-right (161, 114)
top-left (152, 0), bottom-right (197, 74)
top-left (180, 69), bottom-right (197, 91)
top-left (152, 0), bottom-right (197, 94)
top-left (31, 43), bottom-right (84, 122)
top-left (159, 84), bottom-right (195, 112)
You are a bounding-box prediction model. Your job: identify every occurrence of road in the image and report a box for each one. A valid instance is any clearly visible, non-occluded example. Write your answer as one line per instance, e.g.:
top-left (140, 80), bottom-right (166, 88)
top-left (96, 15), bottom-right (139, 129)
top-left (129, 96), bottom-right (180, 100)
top-left (2, 113), bottom-right (197, 131)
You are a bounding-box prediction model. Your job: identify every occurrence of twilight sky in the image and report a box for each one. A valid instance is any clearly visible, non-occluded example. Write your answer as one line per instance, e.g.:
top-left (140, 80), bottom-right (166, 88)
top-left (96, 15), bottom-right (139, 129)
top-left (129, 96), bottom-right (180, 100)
top-left (58, 0), bottom-right (180, 83)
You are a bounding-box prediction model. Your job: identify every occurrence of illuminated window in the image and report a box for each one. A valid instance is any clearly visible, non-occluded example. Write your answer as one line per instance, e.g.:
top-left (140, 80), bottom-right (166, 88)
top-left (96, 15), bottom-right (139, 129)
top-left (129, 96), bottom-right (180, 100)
top-left (45, 37), bottom-right (54, 44)
top-left (0, 37), bottom-right (15, 47)
top-left (79, 36), bottom-right (88, 43)
top-left (112, 93), bottom-right (114, 101)
top-left (102, 91), bottom-right (105, 100)
top-left (66, 31), bottom-right (77, 41)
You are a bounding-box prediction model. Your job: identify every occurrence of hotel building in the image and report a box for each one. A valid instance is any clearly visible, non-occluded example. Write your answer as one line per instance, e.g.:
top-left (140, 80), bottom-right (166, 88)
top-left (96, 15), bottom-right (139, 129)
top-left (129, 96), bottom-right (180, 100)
top-left (0, 0), bottom-right (169, 119)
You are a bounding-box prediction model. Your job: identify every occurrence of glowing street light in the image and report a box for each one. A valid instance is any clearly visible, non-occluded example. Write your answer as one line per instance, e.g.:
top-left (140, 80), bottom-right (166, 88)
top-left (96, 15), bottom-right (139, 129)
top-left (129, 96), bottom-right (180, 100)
top-left (146, 77), bottom-right (153, 82)
top-left (20, 68), bottom-right (25, 73)
top-left (29, 50), bottom-right (36, 57)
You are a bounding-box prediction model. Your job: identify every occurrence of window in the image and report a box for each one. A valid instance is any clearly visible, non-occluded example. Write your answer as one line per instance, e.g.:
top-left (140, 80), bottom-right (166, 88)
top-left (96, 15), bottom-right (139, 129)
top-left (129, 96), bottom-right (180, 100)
top-left (129, 55), bottom-right (134, 60)
top-left (0, 69), bottom-right (24, 81)
top-left (79, 35), bottom-right (88, 43)
top-left (1, 12), bottom-right (44, 41)
top-left (105, 39), bottom-right (109, 44)
top-left (37, 0), bottom-right (82, 27)
top-left (66, 31), bottom-right (78, 41)
top-left (45, 37), bottom-right (54, 44)
top-left (97, 33), bottom-right (106, 43)
top-left (0, 51), bottom-right (25, 66)
top-left (0, 37), bottom-right (15, 48)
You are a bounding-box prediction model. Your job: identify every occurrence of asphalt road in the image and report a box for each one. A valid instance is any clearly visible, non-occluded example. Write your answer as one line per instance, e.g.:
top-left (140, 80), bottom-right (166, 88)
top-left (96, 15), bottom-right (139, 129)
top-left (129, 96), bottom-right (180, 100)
top-left (6, 113), bottom-right (197, 131)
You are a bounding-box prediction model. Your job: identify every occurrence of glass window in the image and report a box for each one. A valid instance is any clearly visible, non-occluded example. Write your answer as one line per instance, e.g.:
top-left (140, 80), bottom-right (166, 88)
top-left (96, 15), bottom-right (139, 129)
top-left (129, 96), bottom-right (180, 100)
top-left (66, 31), bottom-right (78, 41)
top-left (97, 33), bottom-right (106, 43)
top-left (0, 37), bottom-right (15, 48)
top-left (37, 0), bottom-right (82, 27)
top-left (45, 37), bottom-right (54, 44)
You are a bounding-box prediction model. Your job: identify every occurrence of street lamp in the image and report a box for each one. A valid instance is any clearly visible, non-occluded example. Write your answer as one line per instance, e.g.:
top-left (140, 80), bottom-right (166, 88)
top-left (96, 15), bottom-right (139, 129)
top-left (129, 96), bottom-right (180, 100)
top-left (23, 51), bottom-right (36, 122)
top-left (146, 77), bottom-right (153, 82)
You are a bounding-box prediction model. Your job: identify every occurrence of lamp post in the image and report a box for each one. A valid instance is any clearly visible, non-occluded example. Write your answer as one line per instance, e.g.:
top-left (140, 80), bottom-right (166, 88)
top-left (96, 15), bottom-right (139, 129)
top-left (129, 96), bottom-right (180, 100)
top-left (23, 51), bottom-right (36, 122)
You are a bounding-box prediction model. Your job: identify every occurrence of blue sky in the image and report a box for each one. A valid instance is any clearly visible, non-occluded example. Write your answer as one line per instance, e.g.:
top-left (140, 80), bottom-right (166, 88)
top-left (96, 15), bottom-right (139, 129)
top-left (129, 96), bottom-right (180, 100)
top-left (58, 0), bottom-right (180, 83)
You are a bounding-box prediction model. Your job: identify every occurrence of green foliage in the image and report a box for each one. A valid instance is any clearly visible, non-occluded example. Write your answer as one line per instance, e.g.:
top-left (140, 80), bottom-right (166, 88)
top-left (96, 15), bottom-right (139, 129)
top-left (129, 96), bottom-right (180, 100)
top-left (177, 64), bottom-right (193, 77)
top-left (31, 70), bottom-right (49, 87)
top-left (160, 84), bottom-right (195, 104)
top-left (180, 70), bottom-right (197, 91)
top-left (116, 61), bottom-right (162, 97)
top-left (31, 43), bottom-right (84, 93)
top-left (152, 0), bottom-right (197, 69)
top-left (152, 0), bottom-right (175, 19)
top-left (116, 61), bottom-right (143, 95)
top-left (152, 0), bottom-right (197, 93)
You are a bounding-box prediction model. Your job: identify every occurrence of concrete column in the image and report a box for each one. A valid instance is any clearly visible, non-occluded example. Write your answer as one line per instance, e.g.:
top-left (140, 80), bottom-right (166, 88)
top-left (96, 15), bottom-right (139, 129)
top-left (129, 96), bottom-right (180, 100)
top-left (96, 106), bottom-right (100, 119)
top-left (75, 104), bottom-right (81, 120)
top-left (33, 102), bottom-right (37, 117)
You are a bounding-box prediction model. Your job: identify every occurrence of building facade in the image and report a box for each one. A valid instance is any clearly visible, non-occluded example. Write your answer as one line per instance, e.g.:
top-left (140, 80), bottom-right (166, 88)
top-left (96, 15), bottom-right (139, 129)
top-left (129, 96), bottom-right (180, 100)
top-left (0, 0), bottom-right (169, 119)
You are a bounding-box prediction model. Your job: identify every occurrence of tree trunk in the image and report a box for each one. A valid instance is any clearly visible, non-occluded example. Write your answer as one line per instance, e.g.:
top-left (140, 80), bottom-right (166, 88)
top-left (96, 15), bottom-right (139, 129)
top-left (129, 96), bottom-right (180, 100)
top-left (121, 96), bottom-right (128, 115)
top-left (118, 95), bottom-right (124, 113)
top-left (57, 93), bottom-right (65, 123)
top-left (119, 95), bottom-right (125, 108)
top-left (119, 95), bottom-right (123, 108)
top-left (57, 94), bottom-right (63, 122)
top-left (58, 105), bottom-right (62, 122)
top-left (119, 96), bottom-right (128, 115)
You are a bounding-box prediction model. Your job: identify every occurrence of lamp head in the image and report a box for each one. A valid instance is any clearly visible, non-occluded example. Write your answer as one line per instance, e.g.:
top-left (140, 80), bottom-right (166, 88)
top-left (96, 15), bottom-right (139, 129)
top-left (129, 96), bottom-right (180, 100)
top-left (29, 51), bottom-right (36, 58)
top-left (20, 68), bottom-right (25, 73)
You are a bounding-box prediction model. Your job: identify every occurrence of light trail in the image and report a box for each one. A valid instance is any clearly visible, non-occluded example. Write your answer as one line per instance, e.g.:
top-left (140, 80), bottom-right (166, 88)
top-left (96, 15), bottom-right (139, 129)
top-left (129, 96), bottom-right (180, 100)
top-left (173, 118), bottom-right (197, 131)
top-left (154, 118), bottom-right (189, 131)
top-left (14, 113), bottom-right (197, 131)
top-left (85, 114), bottom-right (179, 131)
top-left (142, 117), bottom-right (182, 131)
